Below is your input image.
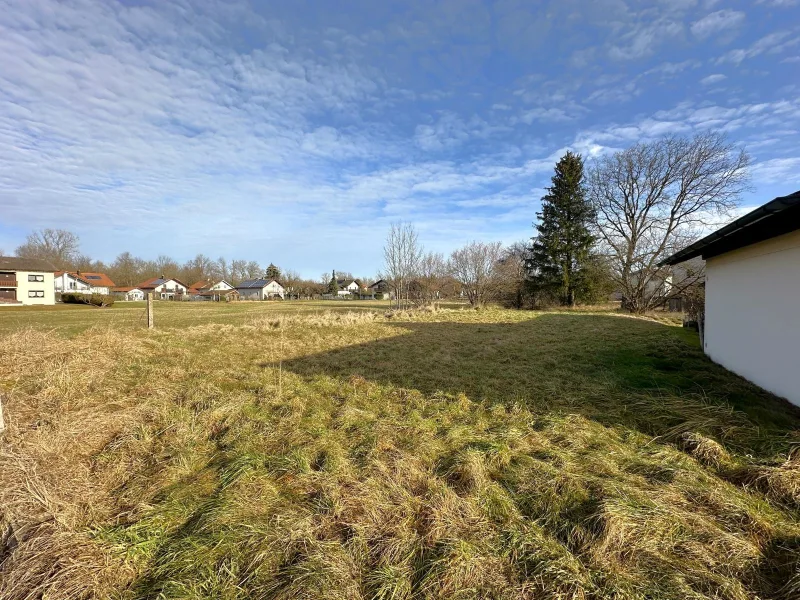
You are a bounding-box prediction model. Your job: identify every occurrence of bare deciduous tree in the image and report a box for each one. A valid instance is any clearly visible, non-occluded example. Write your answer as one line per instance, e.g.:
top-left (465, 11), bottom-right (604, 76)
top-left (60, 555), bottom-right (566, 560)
top-left (589, 132), bottom-right (749, 312)
top-left (410, 251), bottom-right (447, 306)
top-left (15, 228), bottom-right (80, 268)
top-left (449, 241), bottom-right (504, 306)
top-left (383, 222), bottom-right (423, 308)
top-left (496, 242), bottom-right (530, 309)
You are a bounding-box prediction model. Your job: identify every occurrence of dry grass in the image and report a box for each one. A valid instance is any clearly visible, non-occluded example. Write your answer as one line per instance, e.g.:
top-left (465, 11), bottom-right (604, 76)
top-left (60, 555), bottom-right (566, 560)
top-left (1, 304), bottom-right (800, 599)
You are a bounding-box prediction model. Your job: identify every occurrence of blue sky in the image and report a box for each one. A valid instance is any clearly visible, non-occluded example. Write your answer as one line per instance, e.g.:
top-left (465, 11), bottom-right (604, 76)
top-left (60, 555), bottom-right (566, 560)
top-left (0, 0), bottom-right (798, 278)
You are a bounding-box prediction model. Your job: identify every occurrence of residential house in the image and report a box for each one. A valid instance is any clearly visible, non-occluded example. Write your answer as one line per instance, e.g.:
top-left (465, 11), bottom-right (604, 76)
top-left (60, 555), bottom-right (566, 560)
top-left (662, 190), bottom-right (800, 406)
top-left (336, 278), bottom-right (361, 297)
top-left (368, 279), bottom-right (395, 299)
top-left (112, 287), bottom-right (146, 301)
top-left (189, 279), bottom-right (238, 301)
top-left (189, 279), bottom-right (235, 293)
top-left (0, 256), bottom-right (56, 306)
top-left (55, 271), bottom-right (115, 296)
top-left (236, 278), bottom-right (285, 300)
top-left (137, 277), bottom-right (189, 300)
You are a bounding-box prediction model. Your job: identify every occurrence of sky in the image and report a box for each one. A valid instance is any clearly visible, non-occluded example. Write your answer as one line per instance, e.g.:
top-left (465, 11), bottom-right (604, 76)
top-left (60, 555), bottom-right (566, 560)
top-left (0, 0), bottom-right (798, 278)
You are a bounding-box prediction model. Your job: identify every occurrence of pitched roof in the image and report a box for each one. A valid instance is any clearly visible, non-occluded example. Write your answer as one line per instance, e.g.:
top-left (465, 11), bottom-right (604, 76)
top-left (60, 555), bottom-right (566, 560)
top-left (236, 278), bottom-right (282, 289)
top-left (0, 256), bottom-right (57, 272)
top-left (190, 279), bottom-right (213, 290)
top-left (137, 277), bottom-right (189, 289)
top-left (661, 190), bottom-right (800, 265)
top-left (76, 272), bottom-right (115, 287)
top-left (57, 271), bottom-right (115, 287)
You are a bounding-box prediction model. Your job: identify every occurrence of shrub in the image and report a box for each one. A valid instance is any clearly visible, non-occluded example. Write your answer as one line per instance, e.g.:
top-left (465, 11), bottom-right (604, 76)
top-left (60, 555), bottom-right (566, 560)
top-left (374, 292), bottom-right (384, 300)
top-left (60, 293), bottom-right (114, 307)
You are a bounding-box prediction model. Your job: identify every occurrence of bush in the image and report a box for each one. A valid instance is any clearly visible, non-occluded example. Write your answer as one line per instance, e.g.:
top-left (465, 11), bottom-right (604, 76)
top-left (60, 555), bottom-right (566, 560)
top-left (374, 292), bottom-right (384, 300)
top-left (60, 293), bottom-right (114, 307)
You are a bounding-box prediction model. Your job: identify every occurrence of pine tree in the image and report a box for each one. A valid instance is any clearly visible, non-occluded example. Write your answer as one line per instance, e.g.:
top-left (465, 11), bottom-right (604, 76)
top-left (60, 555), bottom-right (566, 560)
top-left (527, 152), bottom-right (595, 306)
top-left (265, 263), bottom-right (281, 280)
top-left (328, 270), bottom-right (339, 295)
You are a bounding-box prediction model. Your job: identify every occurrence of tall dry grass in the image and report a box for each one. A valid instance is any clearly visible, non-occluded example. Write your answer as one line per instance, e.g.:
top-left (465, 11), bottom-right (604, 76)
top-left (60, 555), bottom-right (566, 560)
top-left (1, 310), bottom-right (799, 599)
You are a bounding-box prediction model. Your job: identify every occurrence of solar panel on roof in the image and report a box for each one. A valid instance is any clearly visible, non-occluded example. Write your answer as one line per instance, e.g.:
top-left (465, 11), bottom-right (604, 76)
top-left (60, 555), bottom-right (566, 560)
top-left (86, 275), bottom-right (101, 280)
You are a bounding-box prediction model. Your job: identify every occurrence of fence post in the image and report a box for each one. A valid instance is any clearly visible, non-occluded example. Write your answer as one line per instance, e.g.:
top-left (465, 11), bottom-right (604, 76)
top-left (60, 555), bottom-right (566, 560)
top-left (147, 292), bottom-right (154, 329)
top-left (0, 395), bottom-right (5, 434)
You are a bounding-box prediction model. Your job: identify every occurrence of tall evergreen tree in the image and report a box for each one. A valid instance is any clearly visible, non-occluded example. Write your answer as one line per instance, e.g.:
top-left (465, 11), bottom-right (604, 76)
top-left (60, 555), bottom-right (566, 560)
top-left (265, 263), bottom-right (281, 280)
top-left (527, 152), bottom-right (595, 306)
top-left (328, 270), bottom-right (339, 295)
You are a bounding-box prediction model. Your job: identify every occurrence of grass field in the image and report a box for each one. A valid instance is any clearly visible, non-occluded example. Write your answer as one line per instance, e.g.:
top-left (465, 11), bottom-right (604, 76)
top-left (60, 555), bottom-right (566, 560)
top-left (1, 302), bottom-right (799, 599)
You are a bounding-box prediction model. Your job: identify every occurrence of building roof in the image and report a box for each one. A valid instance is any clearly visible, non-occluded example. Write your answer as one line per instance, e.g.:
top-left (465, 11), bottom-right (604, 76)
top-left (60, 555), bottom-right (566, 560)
top-left (236, 278), bottom-right (282, 289)
top-left (137, 276), bottom-right (188, 289)
top-left (190, 279), bottom-right (213, 290)
top-left (337, 279), bottom-right (360, 287)
top-left (0, 256), bottom-right (57, 272)
top-left (78, 272), bottom-right (116, 287)
top-left (112, 286), bottom-right (144, 293)
top-left (369, 279), bottom-right (388, 288)
top-left (661, 190), bottom-right (800, 266)
top-left (56, 271), bottom-right (115, 287)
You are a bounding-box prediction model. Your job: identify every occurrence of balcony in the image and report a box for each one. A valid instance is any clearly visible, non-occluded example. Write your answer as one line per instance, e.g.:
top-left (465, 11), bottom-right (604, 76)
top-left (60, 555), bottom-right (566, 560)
top-left (0, 279), bottom-right (18, 288)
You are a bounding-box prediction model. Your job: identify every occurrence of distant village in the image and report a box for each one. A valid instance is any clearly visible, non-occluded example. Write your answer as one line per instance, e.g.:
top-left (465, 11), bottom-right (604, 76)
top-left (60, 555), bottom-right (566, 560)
top-left (0, 256), bottom-right (392, 306)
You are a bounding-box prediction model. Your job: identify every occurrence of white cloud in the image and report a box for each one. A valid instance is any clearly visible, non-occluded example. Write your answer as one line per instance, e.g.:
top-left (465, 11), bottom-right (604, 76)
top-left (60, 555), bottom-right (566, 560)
top-left (718, 31), bottom-right (799, 64)
top-left (690, 10), bottom-right (745, 39)
top-left (751, 157), bottom-right (800, 182)
top-left (700, 73), bottom-right (727, 85)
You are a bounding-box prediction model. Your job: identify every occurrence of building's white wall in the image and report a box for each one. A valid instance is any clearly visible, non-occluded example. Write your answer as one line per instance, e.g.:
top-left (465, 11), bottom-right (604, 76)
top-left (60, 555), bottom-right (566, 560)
top-left (705, 228), bottom-right (800, 406)
top-left (55, 273), bottom-right (92, 294)
top-left (210, 280), bottom-right (233, 291)
top-left (18, 270), bottom-right (56, 305)
top-left (155, 279), bottom-right (187, 298)
top-left (265, 281), bottom-right (285, 298)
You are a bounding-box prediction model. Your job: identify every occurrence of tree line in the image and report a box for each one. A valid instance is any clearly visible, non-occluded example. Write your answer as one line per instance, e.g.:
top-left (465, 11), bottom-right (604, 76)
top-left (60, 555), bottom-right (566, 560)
top-left (11, 232), bottom-right (367, 297)
top-left (381, 132), bottom-right (748, 313)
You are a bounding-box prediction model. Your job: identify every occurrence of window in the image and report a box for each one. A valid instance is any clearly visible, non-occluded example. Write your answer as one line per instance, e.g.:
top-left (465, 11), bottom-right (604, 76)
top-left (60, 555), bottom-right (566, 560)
top-left (28, 274), bottom-right (44, 282)
top-left (28, 290), bottom-right (45, 298)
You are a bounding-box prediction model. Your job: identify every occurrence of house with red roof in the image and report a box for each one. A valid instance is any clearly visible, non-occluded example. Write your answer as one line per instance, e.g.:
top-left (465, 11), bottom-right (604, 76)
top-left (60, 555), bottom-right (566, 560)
top-left (54, 271), bottom-right (116, 296)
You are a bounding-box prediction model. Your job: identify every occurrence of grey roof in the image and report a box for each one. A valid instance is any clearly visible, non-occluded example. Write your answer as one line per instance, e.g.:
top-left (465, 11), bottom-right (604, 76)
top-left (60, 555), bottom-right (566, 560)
top-left (0, 256), bottom-right (57, 272)
top-left (661, 190), bottom-right (800, 266)
top-left (236, 278), bottom-right (282, 289)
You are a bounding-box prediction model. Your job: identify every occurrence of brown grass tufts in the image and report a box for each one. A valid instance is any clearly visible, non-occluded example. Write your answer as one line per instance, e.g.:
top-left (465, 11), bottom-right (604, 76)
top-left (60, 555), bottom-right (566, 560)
top-left (677, 431), bottom-right (732, 468)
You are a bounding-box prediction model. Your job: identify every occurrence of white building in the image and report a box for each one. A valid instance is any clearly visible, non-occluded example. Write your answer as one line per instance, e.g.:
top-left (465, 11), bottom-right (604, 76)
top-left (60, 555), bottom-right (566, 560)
top-left (236, 278), bottom-right (285, 300)
top-left (337, 279), bottom-right (361, 297)
top-left (112, 287), bottom-right (146, 301)
top-left (0, 256), bottom-right (56, 306)
top-left (663, 191), bottom-right (800, 406)
top-left (54, 271), bottom-right (115, 296)
top-left (137, 277), bottom-right (189, 300)
top-left (190, 279), bottom-right (234, 293)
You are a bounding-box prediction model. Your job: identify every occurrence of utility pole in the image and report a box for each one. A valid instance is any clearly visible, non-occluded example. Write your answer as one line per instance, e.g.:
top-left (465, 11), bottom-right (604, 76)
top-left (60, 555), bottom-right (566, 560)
top-left (147, 292), bottom-right (154, 329)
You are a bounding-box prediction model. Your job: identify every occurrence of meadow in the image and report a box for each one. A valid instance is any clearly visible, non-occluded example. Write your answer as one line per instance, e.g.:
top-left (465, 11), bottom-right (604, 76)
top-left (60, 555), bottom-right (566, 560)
top-left (1, 301), bottom-right (799, 599)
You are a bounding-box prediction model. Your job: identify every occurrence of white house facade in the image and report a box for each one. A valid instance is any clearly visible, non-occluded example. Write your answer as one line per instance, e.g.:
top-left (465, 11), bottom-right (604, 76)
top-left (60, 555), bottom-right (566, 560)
top-left (236, 278), bottom-right (285, 300)
top-left (663, 191), bottom-right (800, 406)
top-left (337, 279), bottom-right (361, 296)
top-left (138, 278), bottom-right (189, 300)
top-left (113, 287), bottom-right (145, 301)
top-left (54, 271), bottom-right (115, 296)
top-left (0, 257), bottom-right (56, 306)
top-left (55, 272), bottom-right (92, 295)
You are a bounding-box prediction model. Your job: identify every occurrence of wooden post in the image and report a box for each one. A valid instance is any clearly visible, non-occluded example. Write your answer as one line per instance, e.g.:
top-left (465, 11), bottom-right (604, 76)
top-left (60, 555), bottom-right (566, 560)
top-left (147, 292), bottom-right (154, 329)
top-left (0, 395), bottom-right (5, 434)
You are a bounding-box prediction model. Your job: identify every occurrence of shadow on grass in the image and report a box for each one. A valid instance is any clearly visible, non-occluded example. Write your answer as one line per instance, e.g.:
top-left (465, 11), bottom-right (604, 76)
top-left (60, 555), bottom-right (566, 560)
top-left (268, 313), bottom-right (800, 455)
